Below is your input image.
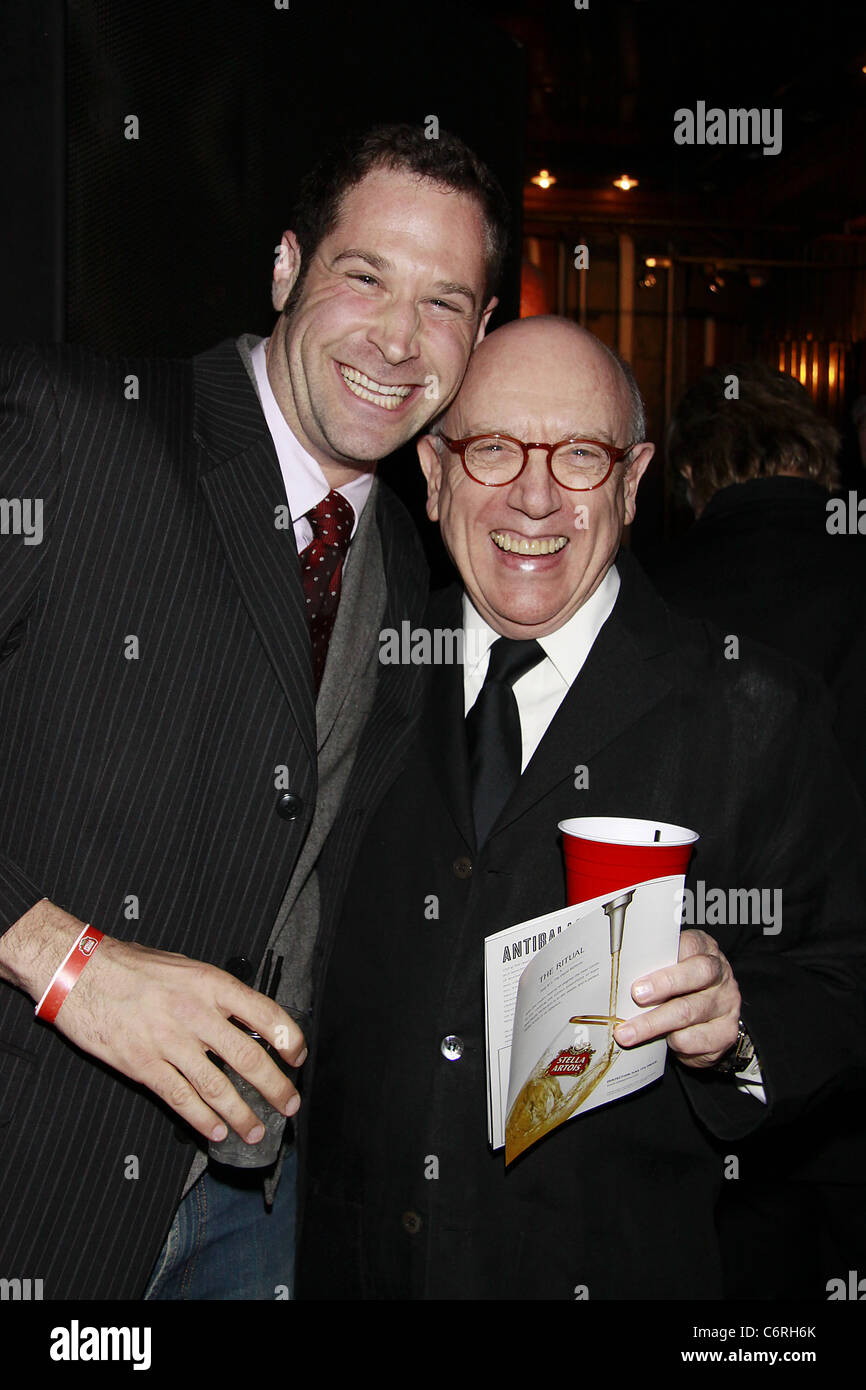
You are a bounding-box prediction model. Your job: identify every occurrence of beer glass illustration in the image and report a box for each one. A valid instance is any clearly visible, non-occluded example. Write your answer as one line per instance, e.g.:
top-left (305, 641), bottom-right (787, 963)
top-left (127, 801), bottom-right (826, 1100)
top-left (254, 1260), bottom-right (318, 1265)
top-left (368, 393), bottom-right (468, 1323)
top-left (505, 891), bottom-right (633, 1163)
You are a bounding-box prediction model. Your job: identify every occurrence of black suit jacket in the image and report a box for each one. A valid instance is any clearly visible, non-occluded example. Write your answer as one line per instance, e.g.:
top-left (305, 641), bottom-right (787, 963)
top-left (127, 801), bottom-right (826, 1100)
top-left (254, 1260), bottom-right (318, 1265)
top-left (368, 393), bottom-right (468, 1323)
top-left (0, 341), bottom-right (427, 1298)
top-left (298, 550), bottom-right (866, 1300)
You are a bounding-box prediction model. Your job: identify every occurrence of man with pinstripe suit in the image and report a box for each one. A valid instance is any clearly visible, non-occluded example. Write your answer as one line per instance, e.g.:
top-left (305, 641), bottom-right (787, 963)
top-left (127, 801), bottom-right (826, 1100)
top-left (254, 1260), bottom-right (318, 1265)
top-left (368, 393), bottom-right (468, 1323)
top-left (0, 125), bottom-right (507, 1298)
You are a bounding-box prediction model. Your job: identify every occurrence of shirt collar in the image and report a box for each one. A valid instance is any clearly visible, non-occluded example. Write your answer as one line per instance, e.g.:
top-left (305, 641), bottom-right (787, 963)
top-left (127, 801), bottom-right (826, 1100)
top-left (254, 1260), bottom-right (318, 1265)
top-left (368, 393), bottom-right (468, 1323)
top-left (461, 565), bottom-right (621, 683)
top-left (250, 339), bottom-right (374, 535)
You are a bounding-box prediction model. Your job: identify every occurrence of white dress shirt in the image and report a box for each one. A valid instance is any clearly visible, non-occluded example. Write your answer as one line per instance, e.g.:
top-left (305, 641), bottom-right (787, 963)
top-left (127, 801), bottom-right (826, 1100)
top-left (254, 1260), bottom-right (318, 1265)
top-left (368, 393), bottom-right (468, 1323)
top-left (250, 339), bottom-right (375, 554)
top-left (463, 567), bottom-right (620, 772)
top-left (461, 564), bottom-right (765, 1102)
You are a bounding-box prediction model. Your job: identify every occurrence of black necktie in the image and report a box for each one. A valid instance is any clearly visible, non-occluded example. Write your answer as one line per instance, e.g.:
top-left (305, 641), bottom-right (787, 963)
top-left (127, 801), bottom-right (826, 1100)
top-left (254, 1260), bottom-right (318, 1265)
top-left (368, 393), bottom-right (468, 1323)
top-left (466, 637), bottom-right (545, 846)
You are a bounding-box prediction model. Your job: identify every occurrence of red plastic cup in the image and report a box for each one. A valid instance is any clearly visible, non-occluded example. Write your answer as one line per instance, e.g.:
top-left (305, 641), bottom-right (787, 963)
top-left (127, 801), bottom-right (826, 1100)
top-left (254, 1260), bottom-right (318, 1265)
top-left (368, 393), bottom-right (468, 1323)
top-left (558, 816), bottom-right (699, 906)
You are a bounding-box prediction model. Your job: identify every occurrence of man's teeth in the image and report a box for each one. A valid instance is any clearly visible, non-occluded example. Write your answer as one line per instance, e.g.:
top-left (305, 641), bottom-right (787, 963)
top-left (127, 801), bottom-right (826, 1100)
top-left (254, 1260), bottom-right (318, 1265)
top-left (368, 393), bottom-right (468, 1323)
top-left (491, 532), bottom-right (568, 556)
top-left (339, 365), bottom-right (413, 410)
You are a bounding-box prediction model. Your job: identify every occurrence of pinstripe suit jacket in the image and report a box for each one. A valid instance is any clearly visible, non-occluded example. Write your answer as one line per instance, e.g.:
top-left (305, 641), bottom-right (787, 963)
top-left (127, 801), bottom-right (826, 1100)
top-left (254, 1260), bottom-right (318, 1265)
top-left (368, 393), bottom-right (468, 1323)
top-left (0, 340), bottom-right (427, 1298)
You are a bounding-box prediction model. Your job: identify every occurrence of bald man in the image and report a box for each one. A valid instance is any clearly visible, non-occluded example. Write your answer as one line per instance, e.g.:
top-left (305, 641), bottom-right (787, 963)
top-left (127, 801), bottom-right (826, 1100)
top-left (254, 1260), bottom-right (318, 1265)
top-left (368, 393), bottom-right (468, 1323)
top-left (297, 318), bottom-right (866, 1301)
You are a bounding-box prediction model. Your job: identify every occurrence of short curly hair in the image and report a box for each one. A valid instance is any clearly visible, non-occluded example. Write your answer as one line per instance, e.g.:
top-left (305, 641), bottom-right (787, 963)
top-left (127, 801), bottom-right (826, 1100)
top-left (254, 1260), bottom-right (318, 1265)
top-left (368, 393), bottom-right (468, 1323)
top-left (668, 362), bottom-right (840, 512)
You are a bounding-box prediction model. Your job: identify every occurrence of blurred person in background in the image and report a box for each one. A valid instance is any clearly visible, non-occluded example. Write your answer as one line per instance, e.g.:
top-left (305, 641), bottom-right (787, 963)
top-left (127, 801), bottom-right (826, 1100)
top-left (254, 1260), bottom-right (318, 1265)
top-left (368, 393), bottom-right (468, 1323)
top-left (647, 360), bottom-right (866, 1299)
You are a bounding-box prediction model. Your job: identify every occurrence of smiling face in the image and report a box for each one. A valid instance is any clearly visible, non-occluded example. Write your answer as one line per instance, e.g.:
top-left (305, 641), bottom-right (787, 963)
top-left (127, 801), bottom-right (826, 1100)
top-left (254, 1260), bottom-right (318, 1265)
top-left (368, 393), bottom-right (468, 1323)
top-left (266, 167), bottom-right (496, 486)
top-left (418, 318), bottom-right (654, 639)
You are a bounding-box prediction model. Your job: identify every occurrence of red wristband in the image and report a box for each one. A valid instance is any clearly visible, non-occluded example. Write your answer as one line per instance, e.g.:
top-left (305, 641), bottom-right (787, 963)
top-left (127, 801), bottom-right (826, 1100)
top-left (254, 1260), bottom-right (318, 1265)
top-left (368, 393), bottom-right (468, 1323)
top-left (34, 925), bottom-right (104, 1024)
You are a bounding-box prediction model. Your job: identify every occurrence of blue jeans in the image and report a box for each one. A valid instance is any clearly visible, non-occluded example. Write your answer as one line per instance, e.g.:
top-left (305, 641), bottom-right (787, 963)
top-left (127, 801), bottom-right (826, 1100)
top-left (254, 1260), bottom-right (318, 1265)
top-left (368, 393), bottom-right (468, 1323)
top-left (143, 1146), bottom-right (297, 1301)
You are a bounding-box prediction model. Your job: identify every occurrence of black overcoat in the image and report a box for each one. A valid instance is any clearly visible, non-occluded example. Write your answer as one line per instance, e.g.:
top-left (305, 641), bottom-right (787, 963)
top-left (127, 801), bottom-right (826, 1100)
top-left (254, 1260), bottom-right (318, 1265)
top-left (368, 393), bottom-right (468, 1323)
top-left (299, 551), bottom-right (866, 1300)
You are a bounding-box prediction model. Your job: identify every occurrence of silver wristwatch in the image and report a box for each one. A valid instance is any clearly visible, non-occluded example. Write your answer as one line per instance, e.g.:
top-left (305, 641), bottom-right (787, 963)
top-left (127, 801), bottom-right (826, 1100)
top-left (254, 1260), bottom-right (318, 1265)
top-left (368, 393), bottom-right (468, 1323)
top-left (714, 1020), bottom-right (756, 1076)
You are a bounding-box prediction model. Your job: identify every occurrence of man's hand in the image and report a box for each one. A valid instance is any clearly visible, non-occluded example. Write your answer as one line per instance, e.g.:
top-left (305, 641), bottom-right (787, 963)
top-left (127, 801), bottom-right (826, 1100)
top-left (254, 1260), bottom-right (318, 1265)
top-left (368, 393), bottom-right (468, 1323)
top-left (612, 928), bottom-right (740, 1068)
top-left (1, 900), bottom-right (306, 1143)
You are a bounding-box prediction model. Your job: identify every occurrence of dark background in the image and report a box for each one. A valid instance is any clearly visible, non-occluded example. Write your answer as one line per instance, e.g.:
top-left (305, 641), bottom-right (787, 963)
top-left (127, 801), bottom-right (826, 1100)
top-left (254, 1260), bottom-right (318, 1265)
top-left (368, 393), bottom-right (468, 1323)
top-left (3, 1), bottom-right (866, 557)
top-left (1, 0), bottom-right (525, 351)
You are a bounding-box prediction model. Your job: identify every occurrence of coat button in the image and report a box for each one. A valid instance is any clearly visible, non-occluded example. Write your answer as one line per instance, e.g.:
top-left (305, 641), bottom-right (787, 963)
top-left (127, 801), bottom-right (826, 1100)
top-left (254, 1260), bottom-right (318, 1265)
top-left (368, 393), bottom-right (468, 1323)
top-left (225, 956), bottom-right (253, 982)
top-left (401, 1210), bottom-right (422, 1235)
top-left (440, 1035), bottom-right (464, 1061)
top-left (276, 791), bottom-right (303, 820)
top-left (452, 856), bottom-right (472, 879)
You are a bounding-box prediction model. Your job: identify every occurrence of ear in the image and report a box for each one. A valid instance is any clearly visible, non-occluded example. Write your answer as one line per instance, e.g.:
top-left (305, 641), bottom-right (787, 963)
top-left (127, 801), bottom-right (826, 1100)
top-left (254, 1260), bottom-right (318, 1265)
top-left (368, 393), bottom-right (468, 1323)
top-left (680, 464), bottom-right (693, 485)
top-left (474, 296), bottom-right (498, 346)
top-left (622, 442), bottom-right (654, 525)
top-left (272, 232), bottom-right (302, 312)
top-left (417, 435), bottom-right (444, 522)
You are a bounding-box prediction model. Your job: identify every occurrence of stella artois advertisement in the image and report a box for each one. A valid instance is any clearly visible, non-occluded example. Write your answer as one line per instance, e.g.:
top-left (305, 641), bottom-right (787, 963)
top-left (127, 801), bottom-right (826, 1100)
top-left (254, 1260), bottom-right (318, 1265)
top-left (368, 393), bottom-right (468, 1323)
top-left (484, 876), bottom-right (684, 1164)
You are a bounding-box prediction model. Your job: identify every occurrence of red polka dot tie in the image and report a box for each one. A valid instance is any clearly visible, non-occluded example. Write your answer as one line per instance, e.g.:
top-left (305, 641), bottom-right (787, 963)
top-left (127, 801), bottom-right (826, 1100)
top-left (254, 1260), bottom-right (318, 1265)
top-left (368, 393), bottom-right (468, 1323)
top-left (299, 489), bottom-right (355, 692)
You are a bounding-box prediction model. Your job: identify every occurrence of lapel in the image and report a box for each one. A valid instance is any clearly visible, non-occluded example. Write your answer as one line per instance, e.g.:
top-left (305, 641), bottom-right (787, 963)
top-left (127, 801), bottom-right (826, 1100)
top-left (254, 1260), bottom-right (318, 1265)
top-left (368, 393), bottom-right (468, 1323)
top-left (193, 340), bottom-right (316, 765)
top-left (494, 549), bottom-right (677, 837)
top-left (423, 585), bottom-right (477, 851)
top-left (336, 483), bottom-right (430, 818)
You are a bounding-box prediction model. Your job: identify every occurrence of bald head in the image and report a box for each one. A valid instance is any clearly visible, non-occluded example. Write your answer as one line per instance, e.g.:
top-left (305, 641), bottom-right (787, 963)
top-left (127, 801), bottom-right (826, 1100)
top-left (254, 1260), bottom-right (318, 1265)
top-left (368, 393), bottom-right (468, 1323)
top-left (417, 315), bottom-right (655, 640)
top-left (436, 316), bottom-right (646, 450)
